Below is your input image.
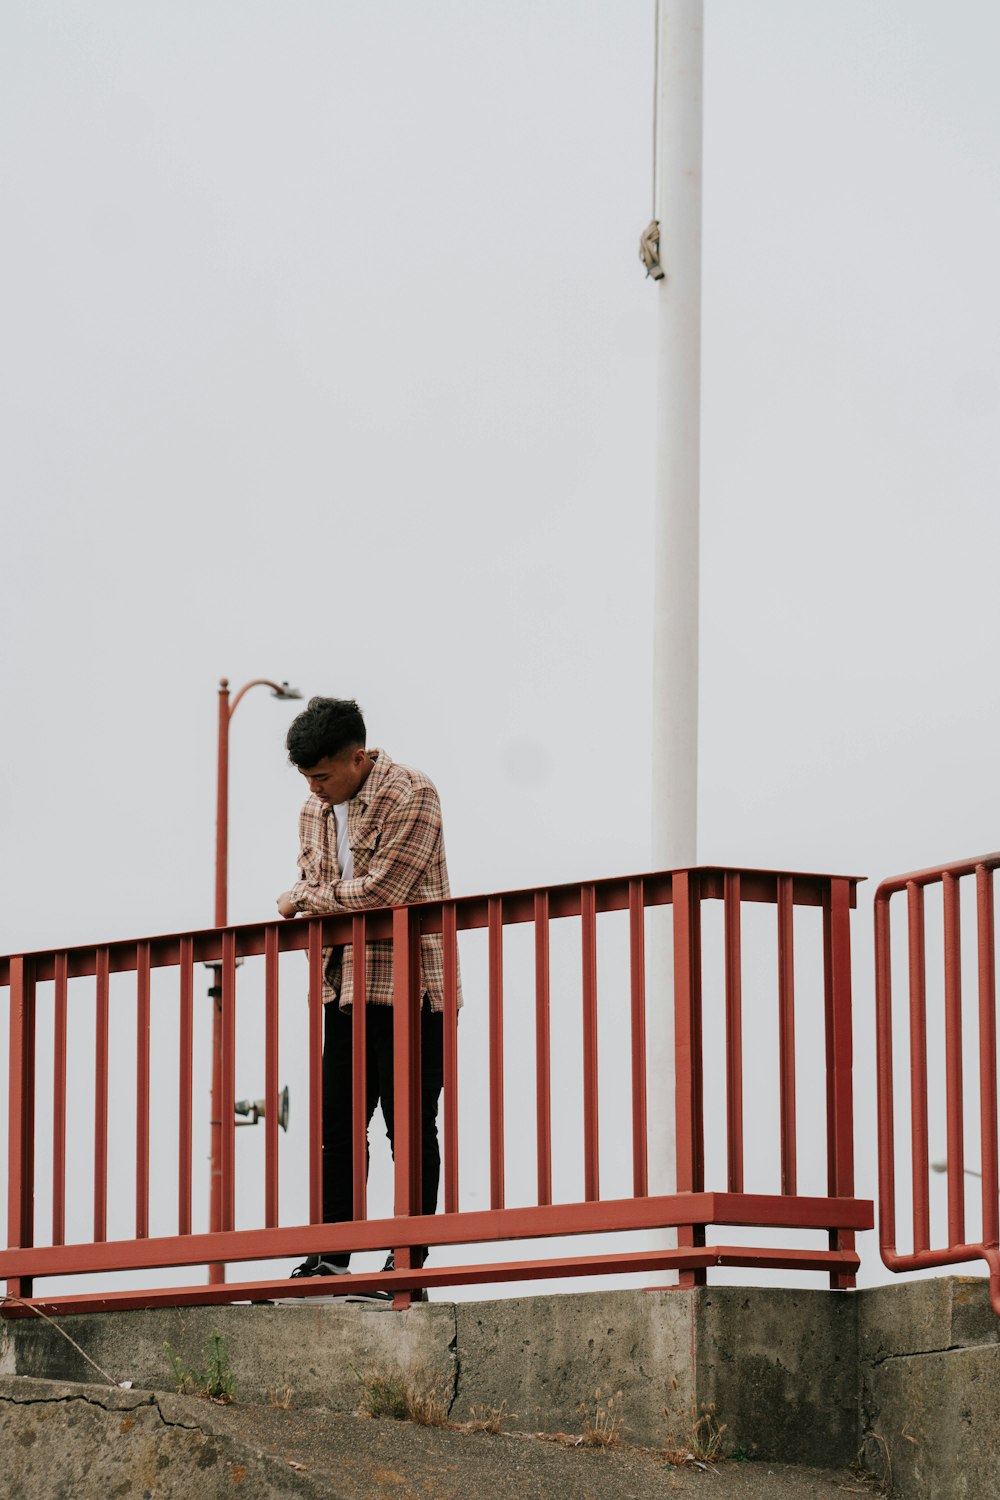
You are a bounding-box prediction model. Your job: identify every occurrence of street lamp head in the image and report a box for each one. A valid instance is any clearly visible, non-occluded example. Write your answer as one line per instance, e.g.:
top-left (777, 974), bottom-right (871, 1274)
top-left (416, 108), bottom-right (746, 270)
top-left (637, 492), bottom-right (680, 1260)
top-left (272, 682), bottom-right (303, 701)
top-left (931, 1158), bottom-right (984, 1178)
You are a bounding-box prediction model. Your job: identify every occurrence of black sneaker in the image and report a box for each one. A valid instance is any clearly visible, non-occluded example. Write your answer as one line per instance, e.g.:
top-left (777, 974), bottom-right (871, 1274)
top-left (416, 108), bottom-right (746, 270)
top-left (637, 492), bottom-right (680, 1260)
top-left (382, 1252), bottom-right (428, 1302)
top-left (270, 1255), bottom-right (351, 1305)
top-left (282, 1256), bottom-right (389, 1305)
top-left (289, 1254), bottom-right (347, 1279)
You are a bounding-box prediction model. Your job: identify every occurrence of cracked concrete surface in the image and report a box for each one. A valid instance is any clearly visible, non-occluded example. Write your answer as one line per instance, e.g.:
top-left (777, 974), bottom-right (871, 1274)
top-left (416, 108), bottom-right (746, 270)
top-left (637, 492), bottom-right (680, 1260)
top-left (0, 1376), bottom-right (317, 1499)
top-left (4, 1278), bottom-right (1000, 1497)
top-left (0, 1374), bottom-right (866, 1500)
top-left (3, 1299), bottom-right (459, 1414)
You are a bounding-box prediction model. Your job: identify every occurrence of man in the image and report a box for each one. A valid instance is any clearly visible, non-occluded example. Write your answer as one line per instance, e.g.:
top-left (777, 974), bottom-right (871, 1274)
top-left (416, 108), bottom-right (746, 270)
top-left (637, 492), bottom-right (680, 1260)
top-left (276, 696), bottom-right (461, 1295)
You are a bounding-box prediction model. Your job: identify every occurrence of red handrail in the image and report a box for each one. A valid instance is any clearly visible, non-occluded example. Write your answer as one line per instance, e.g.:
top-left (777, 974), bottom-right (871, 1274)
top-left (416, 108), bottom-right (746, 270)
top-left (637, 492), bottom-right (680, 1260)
top-left (874, 852), bottom-right (1000, 1314)
top-left (2, 865), bottom-right (871, 1315)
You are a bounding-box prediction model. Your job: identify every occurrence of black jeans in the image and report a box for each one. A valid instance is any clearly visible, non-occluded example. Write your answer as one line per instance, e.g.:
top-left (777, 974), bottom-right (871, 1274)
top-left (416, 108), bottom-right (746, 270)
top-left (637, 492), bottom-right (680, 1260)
top-left (322, 997), bottom-right (444, 1266)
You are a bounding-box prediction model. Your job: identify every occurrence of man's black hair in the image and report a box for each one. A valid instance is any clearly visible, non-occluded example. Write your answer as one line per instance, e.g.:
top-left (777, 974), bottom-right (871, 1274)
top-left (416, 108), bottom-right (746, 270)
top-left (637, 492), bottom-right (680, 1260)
top-left (286, 697), bottom-right (367, 768)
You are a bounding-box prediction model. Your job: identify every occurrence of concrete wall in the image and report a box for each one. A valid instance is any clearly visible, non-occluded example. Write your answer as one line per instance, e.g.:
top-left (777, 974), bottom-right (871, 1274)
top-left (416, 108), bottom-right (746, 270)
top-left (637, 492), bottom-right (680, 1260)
top-left (450, 1287), bottom-right (857, 1464)
top-left (694, 1287), bottom-right (857, 1465)
top-left (0, 1285), bottom-right (857, 1463)
top-left (3, 1277), bottom-right (1000, 1495)
top-left (858, 1278), bottom-right (1000, 1500)
top-left (0, 1301), bottom-right (459, 1418)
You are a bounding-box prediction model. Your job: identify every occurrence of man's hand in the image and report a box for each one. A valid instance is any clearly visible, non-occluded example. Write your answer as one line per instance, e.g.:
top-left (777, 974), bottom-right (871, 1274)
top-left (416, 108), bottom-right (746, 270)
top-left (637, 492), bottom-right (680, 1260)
top-left (276, 891), bottom-right (300, 919)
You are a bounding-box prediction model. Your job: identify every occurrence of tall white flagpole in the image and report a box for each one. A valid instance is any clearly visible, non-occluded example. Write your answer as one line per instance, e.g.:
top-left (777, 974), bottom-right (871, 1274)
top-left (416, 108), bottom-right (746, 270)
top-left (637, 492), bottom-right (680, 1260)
top-left (645, 0), bottom-right (703, 1216)
top-left (651, 0), bottom-right (703, 872)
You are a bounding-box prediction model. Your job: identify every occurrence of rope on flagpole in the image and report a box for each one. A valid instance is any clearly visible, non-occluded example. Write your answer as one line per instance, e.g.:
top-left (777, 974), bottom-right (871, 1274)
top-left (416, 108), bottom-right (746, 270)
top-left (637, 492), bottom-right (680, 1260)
top-left (651, 0), bottom-right (661, 222)
top-left (640, 0), bottom-right (665, 280)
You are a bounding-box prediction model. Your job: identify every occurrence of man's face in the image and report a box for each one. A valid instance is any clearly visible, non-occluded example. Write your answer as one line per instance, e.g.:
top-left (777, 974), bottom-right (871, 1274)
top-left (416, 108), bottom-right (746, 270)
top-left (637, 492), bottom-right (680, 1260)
top-left (298, 747), bottom-right (370, 806)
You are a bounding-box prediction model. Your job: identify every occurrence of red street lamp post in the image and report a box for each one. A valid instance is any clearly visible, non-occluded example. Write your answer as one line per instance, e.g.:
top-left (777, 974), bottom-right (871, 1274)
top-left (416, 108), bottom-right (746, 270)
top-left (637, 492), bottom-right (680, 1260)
top-left (209, 675), bottom-right (302, 1284)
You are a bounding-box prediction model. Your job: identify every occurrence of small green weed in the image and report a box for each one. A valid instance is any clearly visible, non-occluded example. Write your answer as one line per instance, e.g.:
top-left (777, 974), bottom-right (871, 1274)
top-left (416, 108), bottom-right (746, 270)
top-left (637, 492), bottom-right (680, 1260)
top-left (356, 1369), bottom-right (410, 1420)
top-left (164, 1333), bottom-right (236, 1404)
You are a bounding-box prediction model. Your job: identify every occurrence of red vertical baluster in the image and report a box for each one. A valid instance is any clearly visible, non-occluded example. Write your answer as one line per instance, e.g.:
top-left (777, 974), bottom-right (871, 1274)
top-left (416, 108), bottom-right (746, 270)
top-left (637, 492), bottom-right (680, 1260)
top-left (220, 930), bottom-right (237, 1235)
top-left (178, 937), bottom-right (194, 1237)
top-left (943, 872), bottom-right (965, 1246)
top-left (723, 873), bottom-right (744, 1193)
top-left (777, 875), bottom-right (797, 1195)
top-left (906, 882), bottom-right (930, 1253)
top-left (443, 902), bottom-right (460, 1215)
top-left (392, 907), bottom-right (421, 1304)
top-left (308, 923), bottom-right (324, 1223)
top-left (351, 916), bottom-right (368, 1221)
top-left (94, 948), bottom-right (109, 1244)
top-left (264, 925), bottom-right (280, 1229)
top-left (823, 876), bottom-right (856, 1289)
top-left (977, 865), bottom-right (999, 1249)
top-left (7, 956), bottom-right (36, 1300)
top-left (52, 953), bottom-right (68, 1246)
top-left (673, 871), bottom-right (705, 1286)
top-left (581, 884), bottom-right (599, 1202)
top-left (628, 879), bottom-right (648, 1198)
top-left (488, 896), bottom-right (505, 1211)
top-left (208, 962), bottom-right (224, 1283)
top-left (873, 890), bottom-right (898, 1269)
top-left (534, 891), bottom-right (552, 1207)
top-left (136, 942), bottom-right (151, 1239)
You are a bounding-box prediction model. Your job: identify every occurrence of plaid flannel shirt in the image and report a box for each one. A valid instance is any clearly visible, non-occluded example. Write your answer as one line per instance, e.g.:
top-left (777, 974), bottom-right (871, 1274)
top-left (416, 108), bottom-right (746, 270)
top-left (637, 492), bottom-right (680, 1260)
top-left (289, 748), bottom-right (461, 1011)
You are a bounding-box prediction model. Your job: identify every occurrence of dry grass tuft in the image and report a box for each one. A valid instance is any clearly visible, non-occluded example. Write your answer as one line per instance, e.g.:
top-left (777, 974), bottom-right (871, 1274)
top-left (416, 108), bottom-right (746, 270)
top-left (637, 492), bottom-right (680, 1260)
top-left (662, 1387), bottom-right (728, 1469)
top-left (406, 1379), bottom-right (451, 1428)
top-left (844, 1432), bottom-right (892, 1494)
top-left (463, 1401), bottom-right (509, 1434)
top-left (577, 1389), bottom-right (625, 1448)
top-left (356, 1366), bottom-right (451, 1427)
top-left (269, 1386), bottom-right (293, 1410)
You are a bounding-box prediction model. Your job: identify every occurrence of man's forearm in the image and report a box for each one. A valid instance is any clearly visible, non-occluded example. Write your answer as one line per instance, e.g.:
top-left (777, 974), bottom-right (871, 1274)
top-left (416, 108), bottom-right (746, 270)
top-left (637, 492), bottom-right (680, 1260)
top-left (288, 878), bottom-right (344, 914)
top-left (288, 867), bottom-right (411, 913)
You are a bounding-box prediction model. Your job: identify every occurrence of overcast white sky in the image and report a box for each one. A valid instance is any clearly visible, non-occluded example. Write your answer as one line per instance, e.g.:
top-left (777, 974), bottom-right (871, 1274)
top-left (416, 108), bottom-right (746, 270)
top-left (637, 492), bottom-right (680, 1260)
top-left (2, 1), bottom-right (999, 1295)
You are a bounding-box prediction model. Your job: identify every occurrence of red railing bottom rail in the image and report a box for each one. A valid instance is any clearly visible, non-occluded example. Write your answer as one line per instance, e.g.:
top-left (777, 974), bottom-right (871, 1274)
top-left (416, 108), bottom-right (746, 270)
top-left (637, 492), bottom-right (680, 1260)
top-left (0, 1243), bottom-right (863, 1319)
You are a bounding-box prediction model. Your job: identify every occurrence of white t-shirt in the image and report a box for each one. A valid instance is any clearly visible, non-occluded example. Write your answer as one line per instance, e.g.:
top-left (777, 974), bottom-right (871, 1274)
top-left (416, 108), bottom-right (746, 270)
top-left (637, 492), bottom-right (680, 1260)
top-left (333, 802), bottom-right (354, 880)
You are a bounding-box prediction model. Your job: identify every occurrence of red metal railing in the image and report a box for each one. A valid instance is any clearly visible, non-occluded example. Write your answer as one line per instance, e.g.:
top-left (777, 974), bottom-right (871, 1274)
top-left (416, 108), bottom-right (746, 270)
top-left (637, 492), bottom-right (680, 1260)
top-left (875, 852), bottom-right (1000, 1314)
top-left (1, 866), bottom-right (872, 1315)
